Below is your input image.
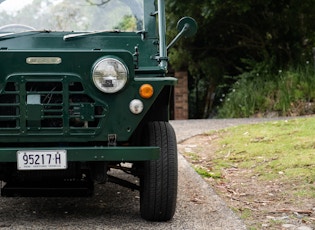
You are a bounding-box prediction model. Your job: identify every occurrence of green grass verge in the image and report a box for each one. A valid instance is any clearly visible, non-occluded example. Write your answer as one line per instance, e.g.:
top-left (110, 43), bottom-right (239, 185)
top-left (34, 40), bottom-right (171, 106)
top-left (185, 117), bottom-right (315, 229)
top-left (210, 117), bottom-right (315, 187)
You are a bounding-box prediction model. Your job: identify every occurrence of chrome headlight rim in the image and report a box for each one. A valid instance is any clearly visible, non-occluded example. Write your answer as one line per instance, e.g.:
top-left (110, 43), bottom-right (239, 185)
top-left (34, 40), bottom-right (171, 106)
top-left (92, 57), bottom-right (129, 94)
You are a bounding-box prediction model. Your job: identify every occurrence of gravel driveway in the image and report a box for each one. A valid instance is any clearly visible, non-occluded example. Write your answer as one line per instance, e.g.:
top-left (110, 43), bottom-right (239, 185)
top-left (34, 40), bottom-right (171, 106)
top-left (0, 118), bottom-right (282, 229)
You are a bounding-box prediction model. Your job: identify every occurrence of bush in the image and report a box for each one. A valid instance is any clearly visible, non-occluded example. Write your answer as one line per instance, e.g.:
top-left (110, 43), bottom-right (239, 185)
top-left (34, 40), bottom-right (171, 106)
top-left (217, 64), bottom-right (315, 118)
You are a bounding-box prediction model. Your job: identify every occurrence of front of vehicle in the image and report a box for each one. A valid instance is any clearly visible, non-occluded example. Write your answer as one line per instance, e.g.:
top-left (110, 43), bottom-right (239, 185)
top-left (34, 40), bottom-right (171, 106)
top-left (0, 0), bottom-right (178, 221)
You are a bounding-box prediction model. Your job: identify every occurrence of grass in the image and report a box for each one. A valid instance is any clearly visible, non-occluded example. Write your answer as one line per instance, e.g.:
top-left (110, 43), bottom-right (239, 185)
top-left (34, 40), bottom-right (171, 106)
top-left (193, 165), bottom-right (222, 179)
top-left (181, 117), bottom-right (315, 228)
top-left (217, 65), bottom-right (315, 118)
top-left (209, 117), bottom-right (315, 185)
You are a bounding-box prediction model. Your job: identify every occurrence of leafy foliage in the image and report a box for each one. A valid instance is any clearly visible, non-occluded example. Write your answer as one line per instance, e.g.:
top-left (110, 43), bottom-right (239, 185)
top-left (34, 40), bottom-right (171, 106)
top-left (114, 15), bottom-right (137, 31)
top-left (166, 0), bottom-right (315, 118)
top-left (217, 65), bottom-right (315, 118)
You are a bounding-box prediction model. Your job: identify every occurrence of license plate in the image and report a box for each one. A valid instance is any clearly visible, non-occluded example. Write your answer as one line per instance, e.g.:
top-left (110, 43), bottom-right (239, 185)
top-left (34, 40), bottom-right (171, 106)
top-left (17, 150), bottom-right (67, 170)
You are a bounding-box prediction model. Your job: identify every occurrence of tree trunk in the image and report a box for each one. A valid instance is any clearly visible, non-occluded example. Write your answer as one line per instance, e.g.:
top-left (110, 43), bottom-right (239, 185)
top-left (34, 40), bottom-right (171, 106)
top-left (203, 84), bottom-right (216, 118)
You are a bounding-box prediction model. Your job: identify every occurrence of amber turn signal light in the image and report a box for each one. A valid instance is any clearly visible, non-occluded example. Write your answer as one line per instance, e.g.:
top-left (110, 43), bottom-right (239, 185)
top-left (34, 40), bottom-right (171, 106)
top-left (139, 84), bottom-right (154, 99)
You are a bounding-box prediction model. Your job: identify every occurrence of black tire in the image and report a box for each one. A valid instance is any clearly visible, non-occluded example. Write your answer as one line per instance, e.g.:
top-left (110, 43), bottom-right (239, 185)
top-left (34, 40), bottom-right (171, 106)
top-left (140, 121), bottom-right (178, 221)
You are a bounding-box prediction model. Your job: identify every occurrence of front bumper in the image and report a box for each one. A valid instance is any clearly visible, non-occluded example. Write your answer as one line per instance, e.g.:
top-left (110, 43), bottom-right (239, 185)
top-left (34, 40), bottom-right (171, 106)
top-left (0, 146), bottom-right (160, 162)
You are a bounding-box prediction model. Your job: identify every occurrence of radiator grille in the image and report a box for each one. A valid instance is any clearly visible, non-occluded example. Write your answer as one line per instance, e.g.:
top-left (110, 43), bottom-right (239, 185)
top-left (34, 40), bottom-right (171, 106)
top-left (0, 75), bottom-right (107, 136)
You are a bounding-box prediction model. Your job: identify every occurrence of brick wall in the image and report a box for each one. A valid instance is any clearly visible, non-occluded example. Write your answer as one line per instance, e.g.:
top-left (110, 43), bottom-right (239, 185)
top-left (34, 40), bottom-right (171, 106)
top-left (174, 71), bottom-right (188, 120)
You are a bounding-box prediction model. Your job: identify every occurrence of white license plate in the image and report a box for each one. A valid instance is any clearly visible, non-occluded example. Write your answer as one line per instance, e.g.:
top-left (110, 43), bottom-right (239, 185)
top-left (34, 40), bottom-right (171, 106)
top-left (17, 150), bottom-right (67, 170)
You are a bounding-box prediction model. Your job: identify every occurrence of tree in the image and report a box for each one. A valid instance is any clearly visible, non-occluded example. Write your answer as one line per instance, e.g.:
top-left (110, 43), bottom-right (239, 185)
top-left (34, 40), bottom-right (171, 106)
top-left (166, 0), bottom-right (315, 118)
top-left (114, 15), bottom-right (137, 31)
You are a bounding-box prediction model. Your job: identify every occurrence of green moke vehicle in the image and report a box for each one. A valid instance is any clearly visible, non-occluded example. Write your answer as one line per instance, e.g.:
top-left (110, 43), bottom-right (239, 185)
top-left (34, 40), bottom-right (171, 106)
top-left (0, 0), bottom-right (196, 221)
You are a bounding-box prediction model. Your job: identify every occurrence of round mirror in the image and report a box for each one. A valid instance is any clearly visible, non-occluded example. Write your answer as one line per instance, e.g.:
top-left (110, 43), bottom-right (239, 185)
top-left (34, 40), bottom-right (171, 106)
top-left (176, 17), bottom-right (198, 37)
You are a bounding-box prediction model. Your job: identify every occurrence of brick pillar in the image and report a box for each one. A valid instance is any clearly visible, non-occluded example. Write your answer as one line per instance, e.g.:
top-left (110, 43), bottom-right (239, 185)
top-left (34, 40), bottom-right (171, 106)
top-left (174, 71), bottom-right (188, 120)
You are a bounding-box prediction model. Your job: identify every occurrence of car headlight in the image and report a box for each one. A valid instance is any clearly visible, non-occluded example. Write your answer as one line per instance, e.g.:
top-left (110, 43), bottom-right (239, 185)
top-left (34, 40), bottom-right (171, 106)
top-left (92, 57), bottom-right (128, 93)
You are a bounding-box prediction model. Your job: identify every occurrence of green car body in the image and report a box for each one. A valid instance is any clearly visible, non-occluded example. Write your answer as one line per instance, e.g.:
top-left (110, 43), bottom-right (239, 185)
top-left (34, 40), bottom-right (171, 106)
top-left (0, 1), bottom-right (174, 161)
top-left (0, 0), bottom-right (196, 221)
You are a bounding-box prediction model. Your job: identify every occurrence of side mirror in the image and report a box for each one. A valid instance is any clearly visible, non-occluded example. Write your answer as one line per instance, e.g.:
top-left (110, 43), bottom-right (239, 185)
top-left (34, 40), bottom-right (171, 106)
top-left (167, 17), bottom-right (197, 50)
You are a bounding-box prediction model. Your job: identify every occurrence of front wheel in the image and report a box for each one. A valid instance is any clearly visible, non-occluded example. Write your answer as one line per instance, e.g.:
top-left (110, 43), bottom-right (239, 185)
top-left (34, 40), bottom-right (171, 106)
top-left (140, 121), bottom-right (178, 221)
